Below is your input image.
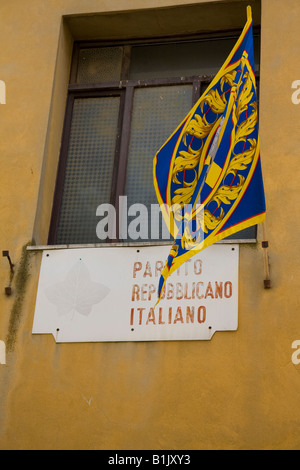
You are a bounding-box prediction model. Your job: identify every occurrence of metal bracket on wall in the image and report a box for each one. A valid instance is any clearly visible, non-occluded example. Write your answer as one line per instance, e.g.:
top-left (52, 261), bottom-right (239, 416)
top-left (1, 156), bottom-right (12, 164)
top-left (2, 250), bottom-right (14, 296)
top-left (261, 241), bottom-right (271, 289)
top-left (261, 222), bottom-right (271, 289)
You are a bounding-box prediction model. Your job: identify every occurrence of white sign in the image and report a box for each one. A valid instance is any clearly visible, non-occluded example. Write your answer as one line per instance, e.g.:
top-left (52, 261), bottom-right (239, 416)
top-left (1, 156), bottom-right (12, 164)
top-left (32, 244), bottom-right (239, 343)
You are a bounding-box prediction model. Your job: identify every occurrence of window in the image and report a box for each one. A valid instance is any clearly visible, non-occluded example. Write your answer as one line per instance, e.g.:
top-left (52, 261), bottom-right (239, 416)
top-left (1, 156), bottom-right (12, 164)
top-left (48, 32), bottom-right (260, 245)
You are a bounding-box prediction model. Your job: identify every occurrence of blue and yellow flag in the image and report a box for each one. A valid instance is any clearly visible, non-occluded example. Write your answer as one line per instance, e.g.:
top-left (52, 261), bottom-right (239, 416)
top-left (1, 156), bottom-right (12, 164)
top-left (153, 6), bottom-right (266, 303)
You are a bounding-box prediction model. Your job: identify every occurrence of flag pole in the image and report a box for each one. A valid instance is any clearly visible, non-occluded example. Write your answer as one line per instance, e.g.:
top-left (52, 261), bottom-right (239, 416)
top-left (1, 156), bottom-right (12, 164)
top-left (262, 221), bottom-right (271, 288)
top-left (247, 4), bottom-right (269, 288)
top-left (247, 5), bottom-right (252, 22)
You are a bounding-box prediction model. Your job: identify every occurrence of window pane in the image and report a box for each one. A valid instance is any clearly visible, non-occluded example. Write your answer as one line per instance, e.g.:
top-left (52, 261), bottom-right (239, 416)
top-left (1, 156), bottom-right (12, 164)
top-left (77, 47), bottom-right (123, 83)
top-left (121, 85), bottom-right (193, 242)
top-left (226, 226), bottom-right (256, 240)
top-left (129, 36), bottom-right (260, 79)
top-left (56, 97), bottom-right (120, 244)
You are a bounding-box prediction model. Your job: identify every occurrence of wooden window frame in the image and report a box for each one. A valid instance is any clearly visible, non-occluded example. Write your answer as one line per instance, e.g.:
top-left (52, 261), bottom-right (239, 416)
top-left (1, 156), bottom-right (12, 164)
top-left (48, 29), bottom-right (260, 245)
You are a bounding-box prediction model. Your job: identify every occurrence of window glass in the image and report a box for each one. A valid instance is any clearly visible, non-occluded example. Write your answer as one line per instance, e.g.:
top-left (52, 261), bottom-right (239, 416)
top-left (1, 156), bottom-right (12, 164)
top-left (56, 97), bottom-right (120, 244)
top-left (51, 33), bottom-right (260, 245)
top-left (129, 36), bottom-right (260, 80)
top-left (121, 85), bottom-right (193, 241)
top-left (77, 47), bottom-right (123, 83)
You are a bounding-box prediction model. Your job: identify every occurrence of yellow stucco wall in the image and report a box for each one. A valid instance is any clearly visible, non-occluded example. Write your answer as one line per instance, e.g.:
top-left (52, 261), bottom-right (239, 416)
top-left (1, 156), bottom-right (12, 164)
top-left (1, 0), bottom-right (300, 450)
